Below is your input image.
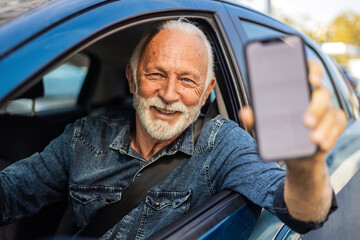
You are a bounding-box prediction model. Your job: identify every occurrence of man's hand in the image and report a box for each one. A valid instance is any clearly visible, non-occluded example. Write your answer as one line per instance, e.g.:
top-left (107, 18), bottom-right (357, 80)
top-left (239, 60), bottom-right (347, 222)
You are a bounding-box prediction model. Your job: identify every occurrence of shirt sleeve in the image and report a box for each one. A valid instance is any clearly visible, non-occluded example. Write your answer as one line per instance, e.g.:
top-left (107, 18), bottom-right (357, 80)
top-left (0, 122), bottom-right (74, 224)
top-left (208, 118), bottom-right (337, 234)
top-left (273, 180), bottom-right (338, 234)
top-left (208, 120), bottom-right (286, 210)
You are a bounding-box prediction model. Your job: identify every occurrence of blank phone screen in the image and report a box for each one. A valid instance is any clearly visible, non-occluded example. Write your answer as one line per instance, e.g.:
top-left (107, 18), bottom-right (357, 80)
top-left (245, 35), bottom-right (316, 160)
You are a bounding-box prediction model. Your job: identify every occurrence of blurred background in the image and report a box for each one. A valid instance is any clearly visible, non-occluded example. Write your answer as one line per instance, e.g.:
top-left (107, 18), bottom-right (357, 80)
top-left (236, 0), bottom-right (360, 96)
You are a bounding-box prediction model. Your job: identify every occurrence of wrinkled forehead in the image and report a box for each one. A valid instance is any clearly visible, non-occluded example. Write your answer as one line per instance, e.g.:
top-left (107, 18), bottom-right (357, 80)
top-left (141, 30), bottom-right (209, 69)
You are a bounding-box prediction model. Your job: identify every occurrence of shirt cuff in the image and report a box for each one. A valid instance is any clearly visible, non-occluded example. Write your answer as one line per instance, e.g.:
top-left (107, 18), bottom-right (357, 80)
top-left (272, 180), bottom-right (338, 234)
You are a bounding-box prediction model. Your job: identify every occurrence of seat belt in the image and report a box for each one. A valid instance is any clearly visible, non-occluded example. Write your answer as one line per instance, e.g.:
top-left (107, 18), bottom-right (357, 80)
top-left (78, 154), bottom-right (188, 238)
top-left (77, 116), bottom-right (209, 239)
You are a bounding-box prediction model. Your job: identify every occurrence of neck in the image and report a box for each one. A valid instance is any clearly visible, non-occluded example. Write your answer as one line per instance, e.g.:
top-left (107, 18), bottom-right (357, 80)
top-left (131, 114), bottom-right (179, 161)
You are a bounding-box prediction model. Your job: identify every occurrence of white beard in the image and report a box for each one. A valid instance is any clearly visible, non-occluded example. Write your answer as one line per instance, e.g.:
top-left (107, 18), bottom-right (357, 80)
top-left (133, 93), bottom-right (202, 141)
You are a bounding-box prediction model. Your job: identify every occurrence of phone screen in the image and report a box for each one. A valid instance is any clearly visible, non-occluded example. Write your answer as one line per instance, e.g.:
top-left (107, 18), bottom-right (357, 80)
top-left (245, 35), bottom-right (316, 161)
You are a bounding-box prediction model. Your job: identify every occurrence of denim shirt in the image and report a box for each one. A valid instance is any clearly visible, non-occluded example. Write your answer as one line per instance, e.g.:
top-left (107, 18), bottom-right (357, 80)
top-left (0, 112), bottom-right (333, 239)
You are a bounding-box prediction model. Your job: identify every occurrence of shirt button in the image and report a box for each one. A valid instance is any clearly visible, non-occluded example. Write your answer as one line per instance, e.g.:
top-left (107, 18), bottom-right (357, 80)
top-left (155, 202), bottom-right (160, 207)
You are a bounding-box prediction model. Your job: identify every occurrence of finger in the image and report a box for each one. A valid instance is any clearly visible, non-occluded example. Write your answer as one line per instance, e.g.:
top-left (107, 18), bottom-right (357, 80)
top-left (303, 88), bottom-right (331, 128)
top-left (238, 106), bottom-right (254, 129)
top-left (311, 109), bottom-right (346, 151)
top-left (308, 60), bottom-right (323, 88)
top-left (310, 109), bottom-right (336, 150)
top-left (321, 110), bottom-right (347, 151)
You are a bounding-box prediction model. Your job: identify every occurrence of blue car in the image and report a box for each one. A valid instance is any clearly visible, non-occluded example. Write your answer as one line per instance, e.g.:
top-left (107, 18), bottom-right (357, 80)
top-left (1, 0), bottom-right (360, 239)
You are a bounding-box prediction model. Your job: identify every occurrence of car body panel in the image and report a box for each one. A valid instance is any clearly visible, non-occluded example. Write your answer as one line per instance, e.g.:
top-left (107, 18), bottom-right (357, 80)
top-left (0, 1), bottom-right (360, 239)
top-left (0, 0), bottom-right (114, 58)
top-left (199, 205), bottom-right (259, 240)
top-left (302, 120), bottom-right (360, 239)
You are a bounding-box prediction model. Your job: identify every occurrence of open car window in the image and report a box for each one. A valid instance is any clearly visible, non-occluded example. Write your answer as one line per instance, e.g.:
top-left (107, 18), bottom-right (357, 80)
top-left (80, 18), bottom-right (233, 121)
top-left (0, 12), bottom-right (245, 239)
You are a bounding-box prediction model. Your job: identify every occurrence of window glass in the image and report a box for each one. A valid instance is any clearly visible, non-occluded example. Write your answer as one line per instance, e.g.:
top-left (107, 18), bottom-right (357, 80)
top-left (326, 56), bottom-right (357, 118)
top-left (241, 20), bottom-right (286, 40)
top-left (43, 57), bottom-right (88, 97)
top-left (304, 47), bottom-right (340, 109)
top-left (1, 53), bottom-right (89, 115)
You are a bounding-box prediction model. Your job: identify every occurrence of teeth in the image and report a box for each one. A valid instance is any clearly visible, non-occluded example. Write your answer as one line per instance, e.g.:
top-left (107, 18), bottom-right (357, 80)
top-left (155, 107), bottom-right (176, 114)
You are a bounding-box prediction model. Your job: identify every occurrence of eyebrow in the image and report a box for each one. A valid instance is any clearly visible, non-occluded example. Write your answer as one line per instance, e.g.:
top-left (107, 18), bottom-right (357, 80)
top-left (144, 65), bottom-right (201, 79)
top-left (144, 66), bottom-right (167, 74)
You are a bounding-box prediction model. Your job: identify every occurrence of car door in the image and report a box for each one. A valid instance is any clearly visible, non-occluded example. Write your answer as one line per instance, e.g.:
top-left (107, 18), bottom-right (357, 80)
top-left (224, 2), bottom-right (360, 239)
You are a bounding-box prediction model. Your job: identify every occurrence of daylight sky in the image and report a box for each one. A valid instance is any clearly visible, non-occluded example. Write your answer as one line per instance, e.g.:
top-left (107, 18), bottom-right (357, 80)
top-left (237, 0), bottom-right (360, 31)
top-left (273, 0), bottom-right (360, 30)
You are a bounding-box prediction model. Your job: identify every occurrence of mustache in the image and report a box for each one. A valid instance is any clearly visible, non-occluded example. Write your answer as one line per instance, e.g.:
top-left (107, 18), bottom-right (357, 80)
top-left (146, 97), bottom-right (188, 113)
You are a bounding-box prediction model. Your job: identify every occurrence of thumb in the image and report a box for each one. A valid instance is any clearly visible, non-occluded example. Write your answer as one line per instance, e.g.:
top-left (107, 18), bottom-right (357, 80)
top-left (238, 106), bottom-right (254, 129)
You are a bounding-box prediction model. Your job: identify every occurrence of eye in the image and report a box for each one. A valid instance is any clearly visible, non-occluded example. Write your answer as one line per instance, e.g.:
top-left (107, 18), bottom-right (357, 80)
top-left (151, 73), bottom-right (162, 77)
top-left (145, 72), bottom-right (164, 80)
top-left (181, 78), bottom-right (193, 83)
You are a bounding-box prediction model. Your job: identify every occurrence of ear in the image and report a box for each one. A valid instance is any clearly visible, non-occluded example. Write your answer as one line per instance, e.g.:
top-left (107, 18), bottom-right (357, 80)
top-left (126, 64), bottom-right (134, 94)
top-left (202, 78), bottom-right (216, 106)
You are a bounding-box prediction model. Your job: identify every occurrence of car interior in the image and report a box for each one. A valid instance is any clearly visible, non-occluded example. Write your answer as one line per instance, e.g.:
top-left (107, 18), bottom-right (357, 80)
top-left (0, 17), bottom-right (255, 239)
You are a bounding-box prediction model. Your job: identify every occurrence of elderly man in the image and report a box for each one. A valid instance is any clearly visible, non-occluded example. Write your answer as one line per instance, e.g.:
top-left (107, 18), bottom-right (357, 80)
top-left (0, 19), bottom-right (345, 239)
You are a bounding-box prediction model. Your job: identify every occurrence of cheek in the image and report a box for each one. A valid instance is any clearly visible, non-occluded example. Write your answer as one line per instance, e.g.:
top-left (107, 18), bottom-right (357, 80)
top-left (137, 77), bottom-right (203, 107)
top-left (178, 87), bottom-right (202, 107)
top-left (137, 78), bottom-right (160, 98)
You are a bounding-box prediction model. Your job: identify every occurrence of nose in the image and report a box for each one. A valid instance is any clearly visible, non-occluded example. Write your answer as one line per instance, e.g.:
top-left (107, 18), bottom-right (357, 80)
top-left (158, 77), bottom-right (179, 104)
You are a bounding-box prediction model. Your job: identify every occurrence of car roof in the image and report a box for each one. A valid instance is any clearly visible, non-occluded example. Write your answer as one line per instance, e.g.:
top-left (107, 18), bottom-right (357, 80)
top-left (0, 0), bottom-right (259, 61)
top-left (0, 0), bottom-right (54, 26)
top-left (0, 0), bottom-right (109, 59)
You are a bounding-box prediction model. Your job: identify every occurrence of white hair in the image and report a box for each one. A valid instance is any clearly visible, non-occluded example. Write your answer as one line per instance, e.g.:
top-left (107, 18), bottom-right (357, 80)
top-left (129, 18), bottom-right (215, 91)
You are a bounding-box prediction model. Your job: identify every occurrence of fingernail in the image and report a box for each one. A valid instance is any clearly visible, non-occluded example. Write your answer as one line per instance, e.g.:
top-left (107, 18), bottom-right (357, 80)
top-left (314, 73), bottom-right (322, 84)
top-left (312, 131), bottom-right (323, 142)
top-left (304, 114), bottom-right (316, 127)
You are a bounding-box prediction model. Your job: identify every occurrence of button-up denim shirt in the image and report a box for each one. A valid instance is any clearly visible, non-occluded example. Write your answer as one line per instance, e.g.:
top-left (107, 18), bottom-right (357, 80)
top-left (0, 112), bottom-right (333, 239)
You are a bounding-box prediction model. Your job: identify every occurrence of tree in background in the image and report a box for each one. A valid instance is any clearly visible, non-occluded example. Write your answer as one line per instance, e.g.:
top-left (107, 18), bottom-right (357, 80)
top-left (279, 15), bottom-right (319, 40)
top-left (327, 12), bottom-right (360, 45)
top-left (273, 9), bottom-right (360, 44)
top-left (325, 12), bottom-right (360, 64)
top-left (273, 10), bottom-right (360, 64)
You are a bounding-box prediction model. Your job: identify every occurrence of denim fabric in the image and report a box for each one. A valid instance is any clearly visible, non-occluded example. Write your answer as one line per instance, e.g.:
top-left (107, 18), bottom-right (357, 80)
top-left (0, 112), bottom-right (288, 239)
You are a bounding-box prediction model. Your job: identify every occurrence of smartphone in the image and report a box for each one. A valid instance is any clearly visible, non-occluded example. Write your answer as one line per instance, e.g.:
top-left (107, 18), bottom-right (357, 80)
top-left (244, 34), bottom-right (316, 161)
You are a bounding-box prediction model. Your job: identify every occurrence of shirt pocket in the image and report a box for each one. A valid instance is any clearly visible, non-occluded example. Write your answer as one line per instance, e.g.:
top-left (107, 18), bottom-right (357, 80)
top-left (138, 190), bottom-right (192, 237)
top-left (145, 190), bottom-right (192, 211)
top-left (69, 185), bottom-right (122, 227)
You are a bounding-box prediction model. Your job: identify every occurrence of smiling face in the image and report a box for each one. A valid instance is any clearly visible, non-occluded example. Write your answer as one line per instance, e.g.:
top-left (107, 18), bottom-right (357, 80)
top-left (129, 29), bottom-right (215, 141)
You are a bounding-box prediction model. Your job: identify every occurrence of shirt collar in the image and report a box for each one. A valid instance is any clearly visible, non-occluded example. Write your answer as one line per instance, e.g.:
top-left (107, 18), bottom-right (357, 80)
top-left (109, 112), bottom-right (195, 157)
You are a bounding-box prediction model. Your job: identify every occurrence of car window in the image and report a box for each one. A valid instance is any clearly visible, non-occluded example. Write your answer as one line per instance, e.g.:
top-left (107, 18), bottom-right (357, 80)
top-left (1, 53), bottom-right (89, 115)
top-left (240, 20), bottom-right (340, 109)
top-left (304, 47), bottom-right (340, 108)
top-left (241, 20), bottom-right (286, 39)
